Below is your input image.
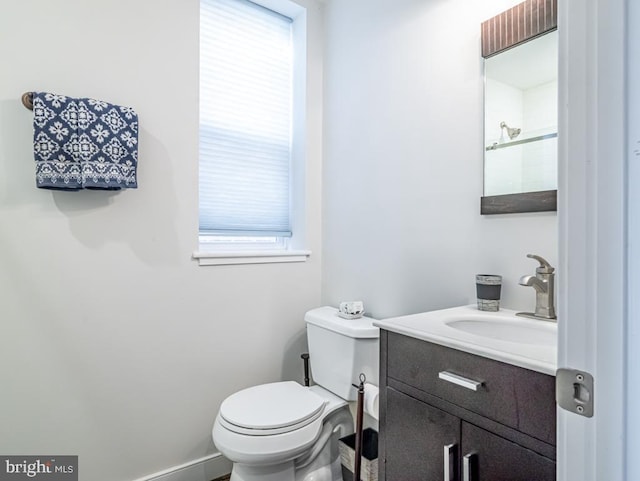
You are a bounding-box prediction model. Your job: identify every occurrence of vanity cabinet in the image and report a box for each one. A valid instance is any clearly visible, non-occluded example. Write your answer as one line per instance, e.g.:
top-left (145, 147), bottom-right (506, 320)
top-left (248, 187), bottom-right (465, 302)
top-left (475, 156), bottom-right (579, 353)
top-left (379, 330), bottom-right (556, 481)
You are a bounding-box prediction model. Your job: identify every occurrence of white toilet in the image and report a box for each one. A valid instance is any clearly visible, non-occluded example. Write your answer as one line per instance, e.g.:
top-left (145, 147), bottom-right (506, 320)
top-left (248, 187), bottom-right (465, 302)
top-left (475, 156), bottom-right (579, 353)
top-left (212, 306), bottom-right (379, 481)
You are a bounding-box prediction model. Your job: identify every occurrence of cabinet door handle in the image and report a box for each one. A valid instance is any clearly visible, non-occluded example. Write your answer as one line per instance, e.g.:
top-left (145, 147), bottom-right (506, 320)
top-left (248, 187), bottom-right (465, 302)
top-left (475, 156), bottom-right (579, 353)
top-left (438, 371), bottom-right (483, 391)
top-left (463, 452), bottom-right (477, 481)
top-left (443, 443), bottom-right (456, 481)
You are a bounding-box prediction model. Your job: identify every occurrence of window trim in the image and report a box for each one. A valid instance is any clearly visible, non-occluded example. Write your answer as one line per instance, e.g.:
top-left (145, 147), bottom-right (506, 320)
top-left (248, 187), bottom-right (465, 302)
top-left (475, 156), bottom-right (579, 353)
top-left (193, 249), bottom-right (311, 266)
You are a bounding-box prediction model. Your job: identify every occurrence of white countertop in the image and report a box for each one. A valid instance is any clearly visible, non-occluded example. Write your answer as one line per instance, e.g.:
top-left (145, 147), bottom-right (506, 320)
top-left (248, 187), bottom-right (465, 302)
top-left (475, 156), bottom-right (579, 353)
top-left (374, 305), bottom-right (557, 375)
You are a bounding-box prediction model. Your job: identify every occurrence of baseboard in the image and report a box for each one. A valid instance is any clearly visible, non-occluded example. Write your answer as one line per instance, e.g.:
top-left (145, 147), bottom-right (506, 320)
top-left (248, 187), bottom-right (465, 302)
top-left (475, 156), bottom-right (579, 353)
top-left (132, 453), bottom-right (232, 481)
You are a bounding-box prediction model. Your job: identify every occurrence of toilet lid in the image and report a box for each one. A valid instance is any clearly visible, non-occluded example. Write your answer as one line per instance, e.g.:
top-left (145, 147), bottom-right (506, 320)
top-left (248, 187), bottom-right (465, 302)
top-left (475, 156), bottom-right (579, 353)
top-left (219, 381), bottom-right (326, 435)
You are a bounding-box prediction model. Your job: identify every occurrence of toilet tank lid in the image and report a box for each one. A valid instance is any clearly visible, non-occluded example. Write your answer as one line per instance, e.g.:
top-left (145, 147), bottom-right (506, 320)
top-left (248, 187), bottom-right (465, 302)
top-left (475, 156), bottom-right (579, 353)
top-left (304, 307), bottom-right (379, 338)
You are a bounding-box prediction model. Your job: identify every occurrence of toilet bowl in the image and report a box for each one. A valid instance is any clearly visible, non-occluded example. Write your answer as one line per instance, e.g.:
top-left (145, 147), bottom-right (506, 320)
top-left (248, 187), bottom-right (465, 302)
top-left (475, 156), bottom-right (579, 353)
top-left (213, 383), bottom-right (353, 481)
top-left (212, 307), bottom-right (379, 481)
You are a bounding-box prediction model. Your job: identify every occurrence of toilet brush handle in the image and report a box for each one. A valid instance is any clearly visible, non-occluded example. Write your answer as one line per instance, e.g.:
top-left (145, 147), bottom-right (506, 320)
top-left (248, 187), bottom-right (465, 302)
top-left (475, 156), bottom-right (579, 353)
top-left (301, 353), bottom-right (310, 387)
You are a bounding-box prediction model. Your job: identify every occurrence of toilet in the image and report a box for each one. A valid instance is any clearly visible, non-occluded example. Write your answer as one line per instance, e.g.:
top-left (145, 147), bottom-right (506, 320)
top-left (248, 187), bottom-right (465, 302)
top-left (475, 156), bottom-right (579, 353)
top-left (212, 306), bottom-right (379, 481)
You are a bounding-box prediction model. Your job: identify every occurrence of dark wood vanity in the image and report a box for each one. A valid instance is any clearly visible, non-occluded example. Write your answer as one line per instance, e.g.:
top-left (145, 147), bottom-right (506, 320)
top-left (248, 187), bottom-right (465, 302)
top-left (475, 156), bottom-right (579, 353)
top-left (378, 330), bottom-right (556, 481)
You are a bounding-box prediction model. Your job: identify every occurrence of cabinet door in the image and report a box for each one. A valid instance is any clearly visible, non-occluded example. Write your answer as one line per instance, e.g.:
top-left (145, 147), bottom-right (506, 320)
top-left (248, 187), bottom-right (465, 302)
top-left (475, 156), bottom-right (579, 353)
top-left (460, 422), bottom-right (556, 481)
top-left (385, 388), bottom-right (460, 481)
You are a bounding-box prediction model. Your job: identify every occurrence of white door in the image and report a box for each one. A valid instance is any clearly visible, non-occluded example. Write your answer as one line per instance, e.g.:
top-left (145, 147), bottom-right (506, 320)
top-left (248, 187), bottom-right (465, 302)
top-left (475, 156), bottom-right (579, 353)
top-left (626, 0), bottom-right (640, 479)
top-left (558, 1), bottom-right (630, 480)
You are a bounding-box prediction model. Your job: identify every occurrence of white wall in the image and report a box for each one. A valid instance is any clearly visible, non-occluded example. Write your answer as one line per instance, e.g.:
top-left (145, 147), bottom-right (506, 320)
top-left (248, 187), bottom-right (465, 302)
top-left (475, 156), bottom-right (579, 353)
top-left (321, 0), bottom-right (558, 319)
top-left (0, 1), bottom-right (324, 480)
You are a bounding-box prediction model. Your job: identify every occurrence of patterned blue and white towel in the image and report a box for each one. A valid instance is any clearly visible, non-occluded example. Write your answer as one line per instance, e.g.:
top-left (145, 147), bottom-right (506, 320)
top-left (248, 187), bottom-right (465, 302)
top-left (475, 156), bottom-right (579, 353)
top-left (33, 93), bottom-right (81, 190)
top-left (32, 92), bottom-right (138, 190)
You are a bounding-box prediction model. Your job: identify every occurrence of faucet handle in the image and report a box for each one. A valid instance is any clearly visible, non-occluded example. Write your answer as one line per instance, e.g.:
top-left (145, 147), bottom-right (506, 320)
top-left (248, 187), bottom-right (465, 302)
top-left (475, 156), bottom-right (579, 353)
top-left (526, 254), bottom-right (555, 274)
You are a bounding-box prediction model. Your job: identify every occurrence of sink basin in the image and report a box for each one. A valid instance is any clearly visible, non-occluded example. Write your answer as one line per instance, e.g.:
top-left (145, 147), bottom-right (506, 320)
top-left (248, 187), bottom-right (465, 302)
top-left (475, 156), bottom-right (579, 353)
top-left (373, 305), bottom-right (557, 375)
top-left (445, 318), bottom-right (556, 346)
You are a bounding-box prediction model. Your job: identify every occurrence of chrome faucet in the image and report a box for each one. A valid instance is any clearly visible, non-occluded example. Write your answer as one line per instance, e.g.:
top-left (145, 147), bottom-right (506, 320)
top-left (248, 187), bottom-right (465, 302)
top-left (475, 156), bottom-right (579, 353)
top-left (517, 254), bottom-right (557, 321)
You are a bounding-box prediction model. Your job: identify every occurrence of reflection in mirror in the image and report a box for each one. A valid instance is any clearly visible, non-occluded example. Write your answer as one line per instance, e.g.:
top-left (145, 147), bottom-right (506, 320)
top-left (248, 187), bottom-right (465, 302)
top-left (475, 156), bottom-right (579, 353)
top-left (484, 31), bottom-right (558, 197)
top-left (479, 0), bottom-right (558, 215)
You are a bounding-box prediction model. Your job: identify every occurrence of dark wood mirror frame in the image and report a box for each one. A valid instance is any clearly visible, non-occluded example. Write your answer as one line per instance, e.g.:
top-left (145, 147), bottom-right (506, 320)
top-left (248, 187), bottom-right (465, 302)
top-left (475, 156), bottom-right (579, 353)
top-left (480, 0), bottom-right (558, 215)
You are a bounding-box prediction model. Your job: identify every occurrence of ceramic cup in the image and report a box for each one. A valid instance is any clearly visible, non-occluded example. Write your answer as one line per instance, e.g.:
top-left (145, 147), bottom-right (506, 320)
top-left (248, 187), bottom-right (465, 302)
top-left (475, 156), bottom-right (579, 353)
top-left (476, 274), bottom-right (502, 311)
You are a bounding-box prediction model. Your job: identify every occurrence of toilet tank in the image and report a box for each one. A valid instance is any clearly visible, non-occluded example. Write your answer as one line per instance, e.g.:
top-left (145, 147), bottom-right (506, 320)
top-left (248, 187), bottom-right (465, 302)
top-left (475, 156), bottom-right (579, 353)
top-left (304, 307), bottom-right (379, 401)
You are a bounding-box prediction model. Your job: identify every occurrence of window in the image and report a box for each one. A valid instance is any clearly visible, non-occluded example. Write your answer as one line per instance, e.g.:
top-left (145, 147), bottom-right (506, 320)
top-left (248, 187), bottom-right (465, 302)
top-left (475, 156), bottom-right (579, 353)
top-left (198, 0), bottom-right (308, 264)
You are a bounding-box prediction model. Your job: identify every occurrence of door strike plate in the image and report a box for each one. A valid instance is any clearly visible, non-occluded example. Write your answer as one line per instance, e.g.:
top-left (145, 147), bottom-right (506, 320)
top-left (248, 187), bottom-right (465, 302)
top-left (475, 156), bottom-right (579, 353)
top-left (556, 368), bottom-right (594, 417)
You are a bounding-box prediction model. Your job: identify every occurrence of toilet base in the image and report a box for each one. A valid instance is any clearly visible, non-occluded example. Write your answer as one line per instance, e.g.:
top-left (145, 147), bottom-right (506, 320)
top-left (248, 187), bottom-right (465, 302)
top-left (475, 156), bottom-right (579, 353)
top-left (228, 407), bottom-right (353, 481)
top-left (295, 455), bottom-right (343, 481)
top-left (229, 457), bottom-right (343, 481)
top-left (230, 462), bottom-right (295, 481)
top-left (229, 445), bottom-right (344, 481)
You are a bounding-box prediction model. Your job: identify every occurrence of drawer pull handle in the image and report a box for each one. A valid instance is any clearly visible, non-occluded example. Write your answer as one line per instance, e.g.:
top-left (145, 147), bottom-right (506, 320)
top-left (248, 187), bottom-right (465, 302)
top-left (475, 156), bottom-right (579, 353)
top-left (438, 371), bottom-right (483, 391)
top-left (443, 443), bottom-right (456, 481)
top-left (463, 452), bottom-right (477, 481)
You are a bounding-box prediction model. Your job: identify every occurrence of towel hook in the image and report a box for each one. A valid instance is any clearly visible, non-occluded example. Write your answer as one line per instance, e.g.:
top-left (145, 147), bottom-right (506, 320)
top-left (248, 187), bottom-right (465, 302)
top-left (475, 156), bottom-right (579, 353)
top-left (21, 92), bottom-right (33, 111)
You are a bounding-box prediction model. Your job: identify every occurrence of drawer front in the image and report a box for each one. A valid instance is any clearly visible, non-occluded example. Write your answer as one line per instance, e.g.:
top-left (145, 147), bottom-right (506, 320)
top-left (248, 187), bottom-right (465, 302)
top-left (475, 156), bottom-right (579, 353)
top-left (386, 331), bottom-right (556, 445)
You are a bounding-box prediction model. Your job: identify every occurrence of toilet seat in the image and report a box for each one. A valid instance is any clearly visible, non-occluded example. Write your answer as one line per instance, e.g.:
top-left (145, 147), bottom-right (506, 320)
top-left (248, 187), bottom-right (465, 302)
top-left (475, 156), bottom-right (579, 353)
top-left (213, 383), bottom-right (350, 466)
top-left (219, 381), bottom-right (327, 436)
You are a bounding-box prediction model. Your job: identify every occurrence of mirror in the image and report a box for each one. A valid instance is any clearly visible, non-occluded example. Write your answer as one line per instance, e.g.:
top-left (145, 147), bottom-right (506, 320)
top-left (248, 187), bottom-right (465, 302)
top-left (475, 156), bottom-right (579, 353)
top-left (480, 0), bottom-right (558, 215)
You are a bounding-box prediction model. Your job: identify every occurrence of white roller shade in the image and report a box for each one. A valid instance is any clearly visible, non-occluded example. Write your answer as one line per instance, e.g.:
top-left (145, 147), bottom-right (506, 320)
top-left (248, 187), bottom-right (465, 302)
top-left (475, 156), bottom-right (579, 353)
top-left (200, 0), bottom-right (293, 236)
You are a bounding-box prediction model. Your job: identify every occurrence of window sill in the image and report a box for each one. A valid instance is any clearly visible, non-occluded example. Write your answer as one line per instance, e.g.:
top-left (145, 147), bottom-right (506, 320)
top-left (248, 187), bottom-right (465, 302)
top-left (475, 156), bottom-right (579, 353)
top-left (193, 249), bottom-right (311, 266)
